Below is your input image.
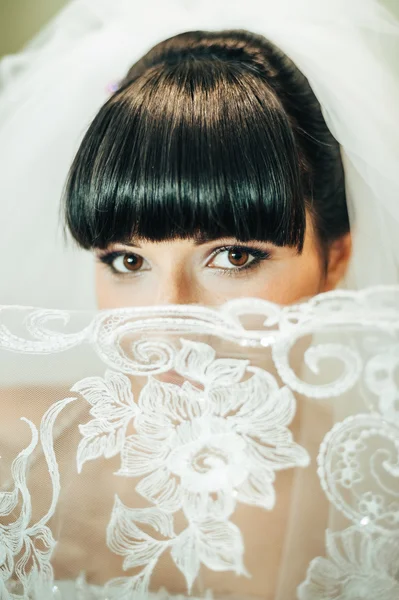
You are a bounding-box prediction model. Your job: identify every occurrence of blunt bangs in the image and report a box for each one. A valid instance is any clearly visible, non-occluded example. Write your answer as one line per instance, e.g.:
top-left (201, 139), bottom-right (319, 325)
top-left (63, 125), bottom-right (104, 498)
top-left (63, 46), bottom-right (308, 251)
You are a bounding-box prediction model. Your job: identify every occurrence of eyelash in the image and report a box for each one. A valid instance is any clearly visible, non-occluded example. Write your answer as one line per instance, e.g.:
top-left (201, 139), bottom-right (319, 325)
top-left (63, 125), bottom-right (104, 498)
top-left (96, 245), bottom-right (271, 278)
top-left (209, 246), bottom-right (271, 276)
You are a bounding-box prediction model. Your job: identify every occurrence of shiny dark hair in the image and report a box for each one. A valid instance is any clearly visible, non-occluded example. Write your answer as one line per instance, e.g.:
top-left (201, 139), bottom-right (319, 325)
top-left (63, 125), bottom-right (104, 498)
top-left (63, 29), bottom-right (349, 256)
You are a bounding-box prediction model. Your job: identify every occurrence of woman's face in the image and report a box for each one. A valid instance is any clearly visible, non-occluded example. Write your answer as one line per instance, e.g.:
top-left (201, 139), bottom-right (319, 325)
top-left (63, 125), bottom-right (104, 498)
top-left (94, 214), bottom-right (351, 309)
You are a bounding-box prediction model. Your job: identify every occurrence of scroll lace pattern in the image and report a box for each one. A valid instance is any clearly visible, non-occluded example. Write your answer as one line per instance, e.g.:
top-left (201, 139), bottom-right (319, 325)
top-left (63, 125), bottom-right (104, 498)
top-left (0, 286), bottom-right (399, 599)
top-left (0, 398), bottom-right (75, 600)
top-left (298, 302), bottom-right (399, 600)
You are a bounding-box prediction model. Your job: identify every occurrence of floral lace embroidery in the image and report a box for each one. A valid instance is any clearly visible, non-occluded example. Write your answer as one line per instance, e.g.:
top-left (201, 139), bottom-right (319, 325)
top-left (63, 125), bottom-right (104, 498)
top-left (72, 338), bottom-right (309, 593)
top-left (297, 527), bottom-right (399, 600)
top-left (1, 287), bottom-right (399, 598)
top-left (0, 398), bottom-right (75, 599)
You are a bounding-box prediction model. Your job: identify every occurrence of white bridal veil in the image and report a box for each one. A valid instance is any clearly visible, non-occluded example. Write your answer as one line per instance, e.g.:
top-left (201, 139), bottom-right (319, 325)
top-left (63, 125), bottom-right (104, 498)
top-left (1, 290), bottom-right (399, 600)
top-left (0, 1), bottom-right (399, 599)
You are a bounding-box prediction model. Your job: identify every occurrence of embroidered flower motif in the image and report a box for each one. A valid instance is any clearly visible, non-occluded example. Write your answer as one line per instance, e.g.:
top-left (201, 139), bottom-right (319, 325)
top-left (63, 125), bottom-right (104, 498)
top-left (297, 526), bottom-right (399, 600)
top-left (358, 492), bottom-right (385, 522)
top-left (113, 339), bottom-right (310, 515)
top-left (75, 340), bottom-right (309, 514)
top-left (106, 495), bottom-right (247, 595)
top-left (72, 370), bottom-right (139, 473)
top-left (74, 338), bottom-right (309, 592)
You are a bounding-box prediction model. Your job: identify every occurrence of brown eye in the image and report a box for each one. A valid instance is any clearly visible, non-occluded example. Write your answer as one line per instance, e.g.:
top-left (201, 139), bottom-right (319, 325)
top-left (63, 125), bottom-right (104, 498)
top-left (208, 247), bottom-right (256, 270)
top-left (122, 254), bottom-right (143, 271)
top-left (227, 249), bottom-right (249, 267)
top-left (111, 253), bottom-right (144, 273)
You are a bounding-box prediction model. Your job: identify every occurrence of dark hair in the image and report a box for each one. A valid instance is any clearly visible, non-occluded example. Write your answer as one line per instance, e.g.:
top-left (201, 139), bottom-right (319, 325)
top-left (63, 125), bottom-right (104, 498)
top-left (62, 29), bottom-right (349, 257)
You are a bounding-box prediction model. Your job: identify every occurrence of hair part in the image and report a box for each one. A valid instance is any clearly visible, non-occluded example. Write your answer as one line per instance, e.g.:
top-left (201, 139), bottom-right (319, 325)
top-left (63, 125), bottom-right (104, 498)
top-left (63, 29), bottom-right (349, 256)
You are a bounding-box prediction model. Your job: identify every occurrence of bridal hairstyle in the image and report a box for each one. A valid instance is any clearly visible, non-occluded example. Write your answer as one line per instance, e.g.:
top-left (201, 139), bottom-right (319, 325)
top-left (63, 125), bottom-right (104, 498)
top-left (63, 29), bottom-right (349, 264)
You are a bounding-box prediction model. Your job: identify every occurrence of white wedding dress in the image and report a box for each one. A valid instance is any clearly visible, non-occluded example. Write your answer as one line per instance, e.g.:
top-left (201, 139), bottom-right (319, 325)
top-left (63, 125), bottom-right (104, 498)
top-left (0, 1), bottom-right (399, 599)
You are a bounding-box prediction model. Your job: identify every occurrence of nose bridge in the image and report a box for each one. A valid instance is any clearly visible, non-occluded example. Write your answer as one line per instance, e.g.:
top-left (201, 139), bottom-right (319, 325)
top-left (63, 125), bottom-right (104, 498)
top-left (152, 269), bottom-right (197, 306)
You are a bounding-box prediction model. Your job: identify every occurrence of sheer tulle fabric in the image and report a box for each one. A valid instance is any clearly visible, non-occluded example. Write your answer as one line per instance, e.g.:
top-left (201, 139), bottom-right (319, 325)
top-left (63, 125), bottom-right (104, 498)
top-left (1, 288), bottom-right (398, 599)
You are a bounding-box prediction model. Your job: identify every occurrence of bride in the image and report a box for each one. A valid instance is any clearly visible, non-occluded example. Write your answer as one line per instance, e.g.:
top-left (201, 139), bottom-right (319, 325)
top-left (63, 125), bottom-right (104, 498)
top-left (0, 1), bottom-right (398, 599)
top-left (62, 25), bottom-right (352, 309)
top-left (0, 0), bottom-right (398, 308)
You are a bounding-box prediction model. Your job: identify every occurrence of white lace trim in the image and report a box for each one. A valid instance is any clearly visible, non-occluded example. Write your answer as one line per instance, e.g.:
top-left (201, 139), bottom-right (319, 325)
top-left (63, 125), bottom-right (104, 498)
top-left (1, 287), bottom-right (399, 598)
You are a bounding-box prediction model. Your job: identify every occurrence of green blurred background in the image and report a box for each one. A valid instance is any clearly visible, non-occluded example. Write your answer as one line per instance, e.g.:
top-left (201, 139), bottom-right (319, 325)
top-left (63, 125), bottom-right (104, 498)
top-left (0, 0), bottom-right (398, 58)
top-left (0, 0), bottom-right (70, 58)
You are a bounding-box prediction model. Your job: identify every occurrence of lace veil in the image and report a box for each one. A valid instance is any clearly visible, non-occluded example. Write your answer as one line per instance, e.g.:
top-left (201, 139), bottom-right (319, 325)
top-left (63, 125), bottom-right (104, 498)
top-left (0, 1), bottom-right (399, 599)
top-left (1, 288), bottom-right (399, 599)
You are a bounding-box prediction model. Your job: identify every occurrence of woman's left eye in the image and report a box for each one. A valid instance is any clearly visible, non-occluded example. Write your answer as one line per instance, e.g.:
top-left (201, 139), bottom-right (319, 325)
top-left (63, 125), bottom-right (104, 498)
top-left (207, 246), bottom-right (270, 272)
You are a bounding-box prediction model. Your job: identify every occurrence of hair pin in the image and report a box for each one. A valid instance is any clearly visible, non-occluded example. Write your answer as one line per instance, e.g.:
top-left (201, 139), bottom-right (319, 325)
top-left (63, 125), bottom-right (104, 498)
top-left (105, 80), bottom-right (120, 94)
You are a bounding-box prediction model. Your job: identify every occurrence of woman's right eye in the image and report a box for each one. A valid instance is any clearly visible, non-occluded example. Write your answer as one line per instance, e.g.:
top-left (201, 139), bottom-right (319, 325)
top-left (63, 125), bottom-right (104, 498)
top-left (97, 252), bottom-right (146, 274)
